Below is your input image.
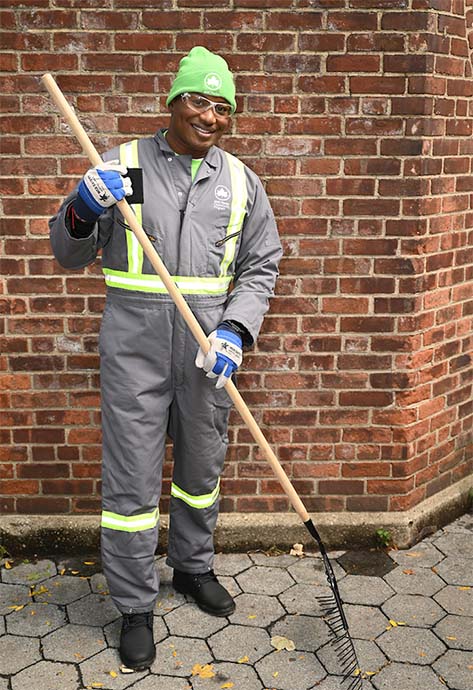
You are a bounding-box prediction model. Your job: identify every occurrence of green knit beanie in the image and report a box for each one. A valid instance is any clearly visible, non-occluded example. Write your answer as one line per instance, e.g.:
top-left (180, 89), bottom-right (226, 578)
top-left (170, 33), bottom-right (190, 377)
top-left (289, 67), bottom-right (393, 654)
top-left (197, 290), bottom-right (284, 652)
top-left (166, 46), bottom-right (236, 114)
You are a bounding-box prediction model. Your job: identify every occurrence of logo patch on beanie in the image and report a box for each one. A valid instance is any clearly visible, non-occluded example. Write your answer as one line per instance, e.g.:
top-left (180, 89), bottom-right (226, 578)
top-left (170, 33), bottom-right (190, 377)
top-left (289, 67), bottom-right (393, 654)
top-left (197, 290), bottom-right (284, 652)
top-left (204, 73), bottom-right (222, 91)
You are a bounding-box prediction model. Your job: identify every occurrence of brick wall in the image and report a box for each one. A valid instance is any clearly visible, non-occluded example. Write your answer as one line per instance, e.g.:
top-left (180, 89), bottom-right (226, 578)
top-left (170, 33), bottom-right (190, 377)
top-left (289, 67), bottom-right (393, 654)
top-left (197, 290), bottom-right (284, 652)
top-left (1, 0), bottom-right (472, 517)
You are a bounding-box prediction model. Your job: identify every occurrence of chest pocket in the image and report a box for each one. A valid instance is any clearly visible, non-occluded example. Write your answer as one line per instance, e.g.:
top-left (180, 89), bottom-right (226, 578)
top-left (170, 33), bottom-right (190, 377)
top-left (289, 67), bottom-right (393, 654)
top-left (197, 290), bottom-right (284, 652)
top-left (205, 153), bottom-right (247, 278)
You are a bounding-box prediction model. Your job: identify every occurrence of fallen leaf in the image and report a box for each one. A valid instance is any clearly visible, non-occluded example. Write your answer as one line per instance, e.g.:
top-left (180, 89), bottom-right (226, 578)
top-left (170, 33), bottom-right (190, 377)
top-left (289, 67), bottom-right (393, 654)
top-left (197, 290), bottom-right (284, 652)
top-left (30, 585), bottom-right (49, 597)
top-left (446, 636), bottom-right (457, 641)
top-left (59, 569), bottom-right (66, 576)
top-left (74, 653), bottom-right (84, 660)
top-left (238, 656), bottom-right (249, 663)
top-left (248, 615), bottom-right (257, 619)
top-left (70, 570), bottom-right (80, 575)
top-left (290, 543), bottom-right (304, 557)
top-left (458, 586), bottom-right (470, 591)
top-left (84, 561), bottom-right (95, 565)
top-left (192, 664), bottom-right (215, 679)
top-left (221, 684), bottom-right (234, 689)
top-left (4, 561), bottom-right (12, 569)
top-left (109, 671), bottom-right (118, 678)
top-left (8, 605), bottom-right (24, 611)
top-left (405, 552), bottom-right (421, 558)
top-left (271, 635), bottom-right (296, 651)
top-left (402, 569), bottom-right (415, 575)
top-left (90, 684), bottom-right (104, 688)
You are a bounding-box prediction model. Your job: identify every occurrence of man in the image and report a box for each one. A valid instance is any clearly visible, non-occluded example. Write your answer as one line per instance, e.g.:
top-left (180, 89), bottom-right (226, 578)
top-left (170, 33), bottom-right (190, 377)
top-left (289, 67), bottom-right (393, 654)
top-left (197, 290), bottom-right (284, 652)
top-left (49, 46), bottom-right (282, 670)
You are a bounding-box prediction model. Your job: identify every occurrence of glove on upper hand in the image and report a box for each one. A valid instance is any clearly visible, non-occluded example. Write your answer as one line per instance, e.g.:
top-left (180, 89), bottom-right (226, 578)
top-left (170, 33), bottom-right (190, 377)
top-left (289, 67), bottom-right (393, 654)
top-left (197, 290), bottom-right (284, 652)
top-left (195, 326), bottom-right (243, 389)
top-left (77, 160), bottom-right (132, 216)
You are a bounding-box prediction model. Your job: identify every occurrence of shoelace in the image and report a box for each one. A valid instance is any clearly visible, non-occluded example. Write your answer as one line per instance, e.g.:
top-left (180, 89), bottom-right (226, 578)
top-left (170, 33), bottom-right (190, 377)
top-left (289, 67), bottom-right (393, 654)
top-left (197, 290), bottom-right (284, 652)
top-left (193, 569), bottom-right (218, 585)
top-left (122, 612), bottom-right (153, 630)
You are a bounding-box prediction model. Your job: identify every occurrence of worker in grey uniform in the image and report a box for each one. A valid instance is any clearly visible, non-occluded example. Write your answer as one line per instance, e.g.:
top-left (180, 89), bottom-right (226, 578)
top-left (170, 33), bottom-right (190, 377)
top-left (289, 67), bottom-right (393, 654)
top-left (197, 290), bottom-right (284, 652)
top-left (49, 46), bottom-right (282, 670)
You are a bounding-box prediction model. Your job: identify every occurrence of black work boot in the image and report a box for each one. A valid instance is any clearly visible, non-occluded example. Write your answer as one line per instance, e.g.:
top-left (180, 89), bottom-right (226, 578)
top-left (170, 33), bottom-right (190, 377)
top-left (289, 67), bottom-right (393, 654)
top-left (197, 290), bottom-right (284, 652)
top-left (119, 611), bottom-right (155, 670)
top-left (173, 569), bottom-right (235, 617)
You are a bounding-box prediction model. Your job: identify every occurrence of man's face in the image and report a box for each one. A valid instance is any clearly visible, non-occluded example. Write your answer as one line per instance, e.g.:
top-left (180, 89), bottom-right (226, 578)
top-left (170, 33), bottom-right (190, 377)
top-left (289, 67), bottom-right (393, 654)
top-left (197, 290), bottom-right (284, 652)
top-left (166, 92), bottom-right (232, 158)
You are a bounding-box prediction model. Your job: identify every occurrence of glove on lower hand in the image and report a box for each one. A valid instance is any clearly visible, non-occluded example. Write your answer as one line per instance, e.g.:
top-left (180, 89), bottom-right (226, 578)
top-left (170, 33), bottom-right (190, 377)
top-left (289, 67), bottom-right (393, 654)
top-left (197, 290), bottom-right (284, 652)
top-left (77, 160), bottom-right (132, 216)
top-left (195, 326), bottom-right (243, 389)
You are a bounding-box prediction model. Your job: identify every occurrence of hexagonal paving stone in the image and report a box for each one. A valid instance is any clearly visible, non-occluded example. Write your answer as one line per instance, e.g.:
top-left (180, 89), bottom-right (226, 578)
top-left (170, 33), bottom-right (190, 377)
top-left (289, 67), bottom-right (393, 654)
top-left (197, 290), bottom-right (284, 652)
top-left (435, 584), bottom-right (473, 616)
top-left (433, 648), bottom-right (473, 690)
top-left (154, 583), bottom-right (187, 616)
top-left (435, 557), bottom-right (473, 586)
top-left (42, 623), bottom-right (107, 662)
top-left (219, 575), bottom-right (241, 598)
top-left (338, 575), bottom-right (394, 606)
top-left (433, 532), bottom-right (473, 559)
top-left (80, 647), bottom-right (147, 688)
top-left (1, 559), bottom-right (56, 585)
top-left (165, 602), bottom-right (228, 638)
top-left (389, 542), bottom-right (444, 569)
top-left (271, 614), bottom-right (332, 652)
top-left (384, 565), bottom-right (445, 597)
top-left (371, 662), bottom-right (445, 690)
top-left (90, 572), bottom-right (109, 594)
top-left (6, 601), bottom-right (66, 637)
top-left (213, 553), bottom-right (253, 576)
top-left (236, 565), bottom-right (294, 595)
top-left (11, 660), bottom-right (80, 690)
top-left (288, 557), bottom-right (345, 585)
top-left (434, 614), bottom-right (473, 650)
top-left (103, 614), bottom-right (167, 650)
top-left (381, 594), bottom-right (445, 627)
top-left (344, 605), bottom-right (390, 640)
top-left (317, 638), bottom-right (386, 677)
top-left (67, 592), bottom-right (120, 626)
top-left (33, 575), bottom-right (91, 605)
top-left (151, 635), bottom-right (212, 677)
top-left (0, 582), bottom-right (30, 614)
top-left (256, 649), bottom-right (325, 690)
top-left (0, 679), bottom-right (9, 690)
top-left (309, 677), bottom-right (376, 690)
top-left (229, 593), bottom-right (285, 627)
top-left (192, 661), bottom-right (263, 689)
top-left (209, 624), bottom-right (272, 663)
top-left (0, 634), bottom-right (41, 674)
top-left (279, 583), bottom-right (333, 616)
top-left (377, 625), bottom-right (446, 664)
top-left (443, 513), bottom-right (473, 534)
top-left (338, 549), bottom-right (396, 577)
top-left (129, 677), bottom-right (191, 690)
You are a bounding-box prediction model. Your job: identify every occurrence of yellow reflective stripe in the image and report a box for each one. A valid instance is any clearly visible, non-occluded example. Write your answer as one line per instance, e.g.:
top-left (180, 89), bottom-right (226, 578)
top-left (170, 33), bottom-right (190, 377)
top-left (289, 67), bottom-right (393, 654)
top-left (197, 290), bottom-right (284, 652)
top-left (119, 140), bottom-right (143, 275)
top-left (101, 507), bottom-right (159, 532)
top-left (220, 153), bottom-right (247, 278)
top-left (103, 269), bottom-right (233, 295)
top-left (171, 479), bottom-right (220, 509)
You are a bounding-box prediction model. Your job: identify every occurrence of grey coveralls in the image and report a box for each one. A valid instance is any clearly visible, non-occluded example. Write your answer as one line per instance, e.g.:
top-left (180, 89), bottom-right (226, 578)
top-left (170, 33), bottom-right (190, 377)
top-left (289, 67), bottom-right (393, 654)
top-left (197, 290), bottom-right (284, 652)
top-left (49, 130), bottom-right (282, 613)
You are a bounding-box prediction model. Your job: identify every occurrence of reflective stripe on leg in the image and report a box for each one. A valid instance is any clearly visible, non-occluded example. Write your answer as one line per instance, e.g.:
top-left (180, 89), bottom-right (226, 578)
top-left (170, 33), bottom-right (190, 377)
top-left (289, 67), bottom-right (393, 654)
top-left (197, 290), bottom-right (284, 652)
top-left (101, 507), bottom-right (159, 532)
top-left (171, 479), bottom-right (220, 509)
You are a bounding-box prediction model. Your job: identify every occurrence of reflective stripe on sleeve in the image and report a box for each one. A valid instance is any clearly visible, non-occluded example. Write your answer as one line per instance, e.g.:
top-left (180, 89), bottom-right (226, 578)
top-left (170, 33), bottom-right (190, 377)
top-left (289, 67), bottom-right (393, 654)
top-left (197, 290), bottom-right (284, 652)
top-left (119, 140), bottom-right (143, 275)
top-left (171, 479), bottom-right (220, 509)
top-left (101, 506), bottom-right (159, 532)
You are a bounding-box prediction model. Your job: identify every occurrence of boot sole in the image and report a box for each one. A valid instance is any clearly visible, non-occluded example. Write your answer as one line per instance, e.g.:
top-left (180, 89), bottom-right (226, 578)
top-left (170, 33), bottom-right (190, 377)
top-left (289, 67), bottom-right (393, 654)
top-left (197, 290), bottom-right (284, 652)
top-left (173, 582), bottom-right (235, 617)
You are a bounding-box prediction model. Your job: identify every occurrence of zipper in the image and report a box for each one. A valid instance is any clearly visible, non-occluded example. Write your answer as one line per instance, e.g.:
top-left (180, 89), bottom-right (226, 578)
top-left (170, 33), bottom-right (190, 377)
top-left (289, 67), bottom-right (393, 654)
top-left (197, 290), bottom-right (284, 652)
top-left (215, 230), bottom-right (241, 248)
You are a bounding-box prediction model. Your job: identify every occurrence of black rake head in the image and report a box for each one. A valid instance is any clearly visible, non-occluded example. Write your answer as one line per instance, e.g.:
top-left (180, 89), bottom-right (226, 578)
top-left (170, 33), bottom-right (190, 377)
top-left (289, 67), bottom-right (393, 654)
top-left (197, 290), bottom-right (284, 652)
top-left (304, 518), bottom-right (363, 690)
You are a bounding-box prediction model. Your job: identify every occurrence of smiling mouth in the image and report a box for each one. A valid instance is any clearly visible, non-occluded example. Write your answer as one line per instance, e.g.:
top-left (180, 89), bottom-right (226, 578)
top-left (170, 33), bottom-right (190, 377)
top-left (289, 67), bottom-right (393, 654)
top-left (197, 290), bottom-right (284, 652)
top-left (191, 124), bottom-right (215, 137)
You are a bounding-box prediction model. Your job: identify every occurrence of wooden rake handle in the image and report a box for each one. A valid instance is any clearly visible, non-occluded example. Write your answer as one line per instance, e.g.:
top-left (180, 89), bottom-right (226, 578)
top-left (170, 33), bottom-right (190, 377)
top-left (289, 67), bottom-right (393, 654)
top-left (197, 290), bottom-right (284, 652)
top-left (41, 72), bottom-right (310, 524)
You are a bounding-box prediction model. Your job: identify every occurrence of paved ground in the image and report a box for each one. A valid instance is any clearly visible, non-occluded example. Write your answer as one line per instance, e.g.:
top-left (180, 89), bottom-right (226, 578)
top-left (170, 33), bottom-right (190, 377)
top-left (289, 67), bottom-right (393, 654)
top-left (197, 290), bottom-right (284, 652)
top-left (0, 512), bottom-right (472, 690)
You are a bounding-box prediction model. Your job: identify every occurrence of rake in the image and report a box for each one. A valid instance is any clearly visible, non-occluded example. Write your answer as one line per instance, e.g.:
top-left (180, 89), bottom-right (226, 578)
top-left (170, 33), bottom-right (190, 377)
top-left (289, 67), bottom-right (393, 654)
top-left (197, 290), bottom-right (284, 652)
top-left (41, 72), bottom-right (362, 689)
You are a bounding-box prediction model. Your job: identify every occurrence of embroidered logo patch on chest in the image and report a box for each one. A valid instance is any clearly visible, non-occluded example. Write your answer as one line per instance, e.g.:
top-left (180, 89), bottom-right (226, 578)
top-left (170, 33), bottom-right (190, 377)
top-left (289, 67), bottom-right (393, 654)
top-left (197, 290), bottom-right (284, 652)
top-left (214, 185), bottom-right (231, 210)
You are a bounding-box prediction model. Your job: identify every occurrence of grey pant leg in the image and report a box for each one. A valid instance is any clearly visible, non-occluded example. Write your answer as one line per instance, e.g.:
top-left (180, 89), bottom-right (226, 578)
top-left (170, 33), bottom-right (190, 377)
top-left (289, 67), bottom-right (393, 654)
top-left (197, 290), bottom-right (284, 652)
top-left (166, 305), bottom-right (232, 574)
top-left (99, 295), bottom-right (174, 613)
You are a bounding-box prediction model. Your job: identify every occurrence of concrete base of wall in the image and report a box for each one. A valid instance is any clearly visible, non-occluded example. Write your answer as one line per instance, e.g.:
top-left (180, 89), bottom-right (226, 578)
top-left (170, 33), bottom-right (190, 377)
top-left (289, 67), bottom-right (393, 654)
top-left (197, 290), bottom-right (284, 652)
top-left (1, 475), bottom-right (472, 557)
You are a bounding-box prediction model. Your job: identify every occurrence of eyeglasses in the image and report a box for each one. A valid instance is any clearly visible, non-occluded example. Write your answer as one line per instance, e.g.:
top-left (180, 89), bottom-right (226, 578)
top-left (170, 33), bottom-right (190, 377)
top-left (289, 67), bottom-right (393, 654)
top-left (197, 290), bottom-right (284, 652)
top-left (181, 92), bottom-right (233, 118)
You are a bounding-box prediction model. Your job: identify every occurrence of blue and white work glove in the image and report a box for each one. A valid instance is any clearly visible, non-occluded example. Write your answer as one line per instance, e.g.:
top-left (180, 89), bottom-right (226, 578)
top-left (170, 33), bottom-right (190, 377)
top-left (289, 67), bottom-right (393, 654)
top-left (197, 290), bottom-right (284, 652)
top-left (195, 325), bottom-right (243, 389)
top-left (77, 160), bottom-right (132, 216)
